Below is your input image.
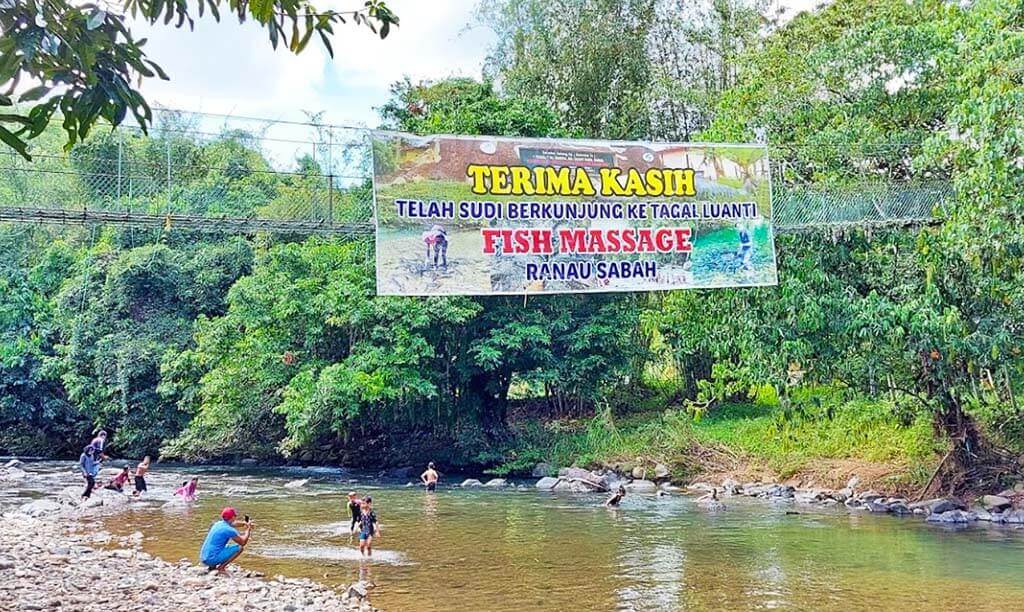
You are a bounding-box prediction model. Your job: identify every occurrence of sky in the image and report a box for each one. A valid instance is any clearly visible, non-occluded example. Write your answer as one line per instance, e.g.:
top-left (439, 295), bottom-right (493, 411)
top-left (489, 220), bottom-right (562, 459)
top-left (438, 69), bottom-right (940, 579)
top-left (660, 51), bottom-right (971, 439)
top-left (131, 0), bottom-right (827, 129)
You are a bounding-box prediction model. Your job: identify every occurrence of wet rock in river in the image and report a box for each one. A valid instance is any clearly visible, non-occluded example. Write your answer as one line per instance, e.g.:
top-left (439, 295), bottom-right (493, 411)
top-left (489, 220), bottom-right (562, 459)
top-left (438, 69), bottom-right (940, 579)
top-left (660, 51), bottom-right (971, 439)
top-left (4, 459), bottom-right (23, 469)
top-left (19, 500), bottom-right (61, 517)
top-left (283, 478), bottom-right (309, 489)
top-left (653, 463), bottom-right (670, 480)
top-left (926, 509), bottom-right (977, 523)
top-left (720, 478), bottom-right (740, 495)
top-left (482, 478), bottom-right (508, 488)
top-left (535, 477), bottom-right (560, 490)
top-left (460, 479), bottom-right (483, 488)
top-left (993, 509), bottom-right (1024, 524)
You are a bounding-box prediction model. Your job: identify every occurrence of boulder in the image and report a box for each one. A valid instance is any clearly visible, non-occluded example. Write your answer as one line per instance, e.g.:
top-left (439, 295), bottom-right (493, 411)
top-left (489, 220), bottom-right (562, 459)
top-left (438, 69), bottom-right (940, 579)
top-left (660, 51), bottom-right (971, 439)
top-left (631, 466), bottom-right (646, 480)
top-left (20, 499), bottom-right (61, 517)
top-left (994, 509), bottom-right (1024, 524)
top-left (3, 459), bottom-right (22, 469)
top-left (888, 502), bottom-right (912, 515)
top-left (653, 463), bottom-right (670, 480)
top-left (929, 499), bottom-right (964, 514)
top-left (720, 478), bottom-right (741, 495)
top-left (551, 479), bottom-right (575, 492)
top-left (625, 479), bottom-right (658, 493)
top-left (980, 495), bottom-right (1011, 511)
top-left (926, 509), bottom-right (977, 523)
top-left (283, 478), bottom-right (309, 489)
top-left (535, 477), bottom-right (560, 490)
top-left (971, 506), bottom-right (993, 521)
top-left (687, 482), bottom-right (716, 493)
top-left (531, 463), bottom-right (552, 478)
top-left (459, 479), bottom-right (483, 488)
top-left (482, 478), bottom-right (508, 488)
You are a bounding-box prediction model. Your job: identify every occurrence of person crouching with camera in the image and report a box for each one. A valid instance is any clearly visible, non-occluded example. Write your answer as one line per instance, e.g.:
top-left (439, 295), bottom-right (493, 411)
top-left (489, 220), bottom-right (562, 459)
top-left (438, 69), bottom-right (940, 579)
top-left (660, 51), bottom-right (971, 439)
top-left (199, 507), bottom-right (253, 573)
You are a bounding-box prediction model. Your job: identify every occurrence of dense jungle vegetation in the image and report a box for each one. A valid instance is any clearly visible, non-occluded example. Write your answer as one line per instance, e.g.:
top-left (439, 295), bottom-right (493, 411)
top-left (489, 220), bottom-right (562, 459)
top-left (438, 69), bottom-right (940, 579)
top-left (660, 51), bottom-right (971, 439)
top-left (2, 0), bottom-right (1023, 494)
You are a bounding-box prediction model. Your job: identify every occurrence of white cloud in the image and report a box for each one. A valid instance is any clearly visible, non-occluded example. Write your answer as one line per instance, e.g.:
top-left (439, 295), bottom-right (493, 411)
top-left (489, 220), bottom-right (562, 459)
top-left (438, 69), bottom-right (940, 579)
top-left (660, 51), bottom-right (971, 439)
top-left (131, 0), bottom-right (492, 126)
top-left (130, 0), bottom-right (828, 126)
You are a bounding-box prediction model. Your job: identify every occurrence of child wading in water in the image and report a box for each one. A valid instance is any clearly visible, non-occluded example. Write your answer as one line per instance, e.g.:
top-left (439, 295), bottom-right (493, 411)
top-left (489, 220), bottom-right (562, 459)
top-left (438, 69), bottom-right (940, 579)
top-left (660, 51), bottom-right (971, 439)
top-left (103, 466), bottom-right (131, 492)
top-left (346, 491), bottom-right (361, 537)
top-left (175, 476), bottom-right (199, 502)
top-left (357, 497), bottom-right (380, 557)
top-left (133, 456), bottom-right (151, 497)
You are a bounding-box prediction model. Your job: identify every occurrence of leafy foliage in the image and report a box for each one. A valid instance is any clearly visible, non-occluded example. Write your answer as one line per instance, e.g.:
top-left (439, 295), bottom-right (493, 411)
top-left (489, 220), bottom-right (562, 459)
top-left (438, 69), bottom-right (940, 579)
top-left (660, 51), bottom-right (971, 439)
top-left (0, 1), bottom-right (398, 158)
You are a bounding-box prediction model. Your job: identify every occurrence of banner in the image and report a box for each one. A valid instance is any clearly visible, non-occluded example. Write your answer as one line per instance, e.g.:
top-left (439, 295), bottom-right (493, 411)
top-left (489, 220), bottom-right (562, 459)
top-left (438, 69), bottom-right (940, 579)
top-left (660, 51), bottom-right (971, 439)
top-left (372, 132), bottom-right (777, 296)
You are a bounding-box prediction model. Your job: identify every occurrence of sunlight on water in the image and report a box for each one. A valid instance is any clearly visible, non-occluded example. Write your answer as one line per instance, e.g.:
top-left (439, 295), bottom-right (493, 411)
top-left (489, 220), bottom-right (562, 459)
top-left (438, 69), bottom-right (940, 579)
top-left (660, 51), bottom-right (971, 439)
top-left (10, 462), bottom-right (1024, 611)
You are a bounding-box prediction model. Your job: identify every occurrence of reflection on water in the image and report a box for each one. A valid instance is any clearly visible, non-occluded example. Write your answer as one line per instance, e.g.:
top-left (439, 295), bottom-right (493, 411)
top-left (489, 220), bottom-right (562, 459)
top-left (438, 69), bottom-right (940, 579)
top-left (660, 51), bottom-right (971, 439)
top-left (8, 462), bottom-right (1024, 611)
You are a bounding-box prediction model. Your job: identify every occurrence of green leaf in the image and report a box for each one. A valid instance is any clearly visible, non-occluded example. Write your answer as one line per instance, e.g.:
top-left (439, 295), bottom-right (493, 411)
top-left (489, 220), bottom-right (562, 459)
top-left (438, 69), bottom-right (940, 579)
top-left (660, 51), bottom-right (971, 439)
top-left (0, 124), bottom-right (30, 160)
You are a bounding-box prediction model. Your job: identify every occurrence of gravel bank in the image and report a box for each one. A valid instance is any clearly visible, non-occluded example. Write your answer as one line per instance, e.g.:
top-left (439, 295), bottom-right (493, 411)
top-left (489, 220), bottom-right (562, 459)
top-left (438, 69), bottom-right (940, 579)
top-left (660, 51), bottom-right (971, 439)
top-left (0, 511), bottom-right (379, 612)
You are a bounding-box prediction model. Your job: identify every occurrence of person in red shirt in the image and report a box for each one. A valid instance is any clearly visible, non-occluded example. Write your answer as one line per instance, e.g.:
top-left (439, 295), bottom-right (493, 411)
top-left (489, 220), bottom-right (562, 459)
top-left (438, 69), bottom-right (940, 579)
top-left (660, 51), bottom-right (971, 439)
top-left (102, 466), bottom-right (131, 493)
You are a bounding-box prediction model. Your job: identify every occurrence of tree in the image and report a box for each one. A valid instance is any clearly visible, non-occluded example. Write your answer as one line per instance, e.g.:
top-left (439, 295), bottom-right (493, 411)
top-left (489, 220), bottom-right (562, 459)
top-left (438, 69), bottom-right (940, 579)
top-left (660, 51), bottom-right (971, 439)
top-left (0, 0), bottom-right (398, 159)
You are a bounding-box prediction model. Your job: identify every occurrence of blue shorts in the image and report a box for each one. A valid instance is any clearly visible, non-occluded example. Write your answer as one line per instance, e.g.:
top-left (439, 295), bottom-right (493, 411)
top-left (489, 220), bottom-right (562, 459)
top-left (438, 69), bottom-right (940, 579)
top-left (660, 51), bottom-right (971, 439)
top-left (359, 531), bottom-right (373, 541)
top-left (202, 544), bottom-right (241, 568)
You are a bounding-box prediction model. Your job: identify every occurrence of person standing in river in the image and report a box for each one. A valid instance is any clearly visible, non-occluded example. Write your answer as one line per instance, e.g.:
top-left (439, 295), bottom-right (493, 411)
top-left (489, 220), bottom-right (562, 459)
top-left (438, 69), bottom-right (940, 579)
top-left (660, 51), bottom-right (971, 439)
top-left (133, 456), bottom-right (151, 497)
top-left (357, 497), bottom-right (380, 557)
top-left (78, 446), bottom-right (102, 502)
top-left (420, 462), bottom-right (439, 492)
top-left (346, 491), bottom-right (362, 536)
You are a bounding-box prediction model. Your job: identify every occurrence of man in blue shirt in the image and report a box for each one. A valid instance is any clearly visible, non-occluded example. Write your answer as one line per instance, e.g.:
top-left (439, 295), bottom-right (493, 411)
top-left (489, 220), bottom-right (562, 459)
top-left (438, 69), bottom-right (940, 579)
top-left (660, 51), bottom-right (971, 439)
top-left (199, 507), bottom-right (253, 572)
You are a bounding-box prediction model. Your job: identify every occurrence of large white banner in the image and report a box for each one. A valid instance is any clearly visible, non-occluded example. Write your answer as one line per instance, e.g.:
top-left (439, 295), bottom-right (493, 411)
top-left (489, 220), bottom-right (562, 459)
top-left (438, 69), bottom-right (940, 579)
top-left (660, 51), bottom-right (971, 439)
top-left (372, 133), bottom-right (777, 296)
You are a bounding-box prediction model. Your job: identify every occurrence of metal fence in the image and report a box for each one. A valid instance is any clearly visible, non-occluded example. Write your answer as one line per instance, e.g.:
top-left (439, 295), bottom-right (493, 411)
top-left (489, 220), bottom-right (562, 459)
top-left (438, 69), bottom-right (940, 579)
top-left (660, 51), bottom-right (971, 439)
top-left (0, 109), bottom-right (947, 235)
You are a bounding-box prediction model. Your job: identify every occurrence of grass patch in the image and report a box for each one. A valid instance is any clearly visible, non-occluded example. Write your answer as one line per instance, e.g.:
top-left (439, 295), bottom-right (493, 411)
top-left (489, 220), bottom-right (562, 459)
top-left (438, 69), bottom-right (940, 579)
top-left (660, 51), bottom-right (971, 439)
top-left (500, 394), bottom-right (942, 480)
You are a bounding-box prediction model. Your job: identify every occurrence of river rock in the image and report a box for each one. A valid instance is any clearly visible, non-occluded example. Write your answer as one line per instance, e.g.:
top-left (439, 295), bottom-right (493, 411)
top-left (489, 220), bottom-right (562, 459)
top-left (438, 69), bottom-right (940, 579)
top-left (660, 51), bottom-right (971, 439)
top-left (531, 463), bottom-right (552, 477)
top-left (283, 478), bottom-right (309, 489)
top-left (846, 475), bottom-right (860, 491)
top-left (926, 509), bottom-right (977, 523)
top-left (980, 495), bottom-right (1011, 511)
top-left (626, 479), bottom-right (657, 493)
top-left (4, 459), bottom-right (22, 469)
top-left (653, 463), bottom-right (670, 480)
top-left (930, 499), bottom-right (964, 514)
top-left (721, 478), bottom-right (740, 495)
top-left (971, 506), bottom-right (994, 521)
top-left (888, 502), bottom-right (912, 515)
top-left (482, 478), bottom-right (508, 488)
top-left (631, 466), bottom-right (646, 480)
top-left (19, 500), bottom-right (61, 517)
top-left (994, 509), bottom-right (1024, 524)
top-left (460, 479), bottom-right (483, 488)
top-left (535, 477), bottom-right (560, 490)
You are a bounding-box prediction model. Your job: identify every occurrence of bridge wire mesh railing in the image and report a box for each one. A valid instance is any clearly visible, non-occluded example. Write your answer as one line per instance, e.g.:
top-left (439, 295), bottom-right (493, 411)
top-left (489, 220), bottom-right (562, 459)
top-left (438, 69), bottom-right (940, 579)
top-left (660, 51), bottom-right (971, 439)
top-left (0, 110), bottom-right (949, 235)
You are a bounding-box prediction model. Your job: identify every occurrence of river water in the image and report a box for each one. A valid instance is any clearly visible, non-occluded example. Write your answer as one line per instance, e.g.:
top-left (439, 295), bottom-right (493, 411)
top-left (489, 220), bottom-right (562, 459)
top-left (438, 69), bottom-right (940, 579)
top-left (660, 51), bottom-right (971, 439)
top-left (6, 461), bottom-right (1024, 611)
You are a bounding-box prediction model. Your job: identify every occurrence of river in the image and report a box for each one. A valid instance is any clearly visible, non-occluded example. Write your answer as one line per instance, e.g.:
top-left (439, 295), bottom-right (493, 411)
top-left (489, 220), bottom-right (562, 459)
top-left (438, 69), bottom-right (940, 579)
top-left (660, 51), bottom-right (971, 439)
top-left (6, 461), bottom-right (1024, 611)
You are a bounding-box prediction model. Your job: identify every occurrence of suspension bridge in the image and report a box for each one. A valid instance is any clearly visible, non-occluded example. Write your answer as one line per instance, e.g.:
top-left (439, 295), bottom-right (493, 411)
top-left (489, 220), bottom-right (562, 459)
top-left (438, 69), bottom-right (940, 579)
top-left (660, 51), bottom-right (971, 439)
top-left (0, 109), bottom-right (948, 236)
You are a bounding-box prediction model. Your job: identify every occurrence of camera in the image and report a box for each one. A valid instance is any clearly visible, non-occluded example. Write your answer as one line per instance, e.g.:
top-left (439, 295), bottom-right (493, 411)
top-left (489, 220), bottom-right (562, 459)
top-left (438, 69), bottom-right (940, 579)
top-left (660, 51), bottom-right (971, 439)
top-left (244, 514), bottom-right (250, 523)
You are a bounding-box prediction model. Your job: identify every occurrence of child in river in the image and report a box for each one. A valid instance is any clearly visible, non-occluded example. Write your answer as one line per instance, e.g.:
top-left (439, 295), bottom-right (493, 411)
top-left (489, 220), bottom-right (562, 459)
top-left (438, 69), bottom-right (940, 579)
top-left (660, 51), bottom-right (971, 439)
top-left (175, 476), bottom-right (199, 502)
top-left (605, 485), bottom-right (626, 507)
top-left (133, 456), bottom-right (151, 497)
top-left (357, 496), bottom-right (380, 557)
top-left (102, 466), bottom-right (131, 493)
top-left (346, 491), bottom-right (362, 536)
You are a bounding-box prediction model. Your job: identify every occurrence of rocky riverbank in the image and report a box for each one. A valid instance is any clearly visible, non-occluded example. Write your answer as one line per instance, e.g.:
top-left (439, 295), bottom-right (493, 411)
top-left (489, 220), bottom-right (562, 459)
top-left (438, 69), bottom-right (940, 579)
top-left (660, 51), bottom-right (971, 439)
top-left (0, 462), bottom-right (380, 612)
top-left (476, 461), bottom-right (1024, 526)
